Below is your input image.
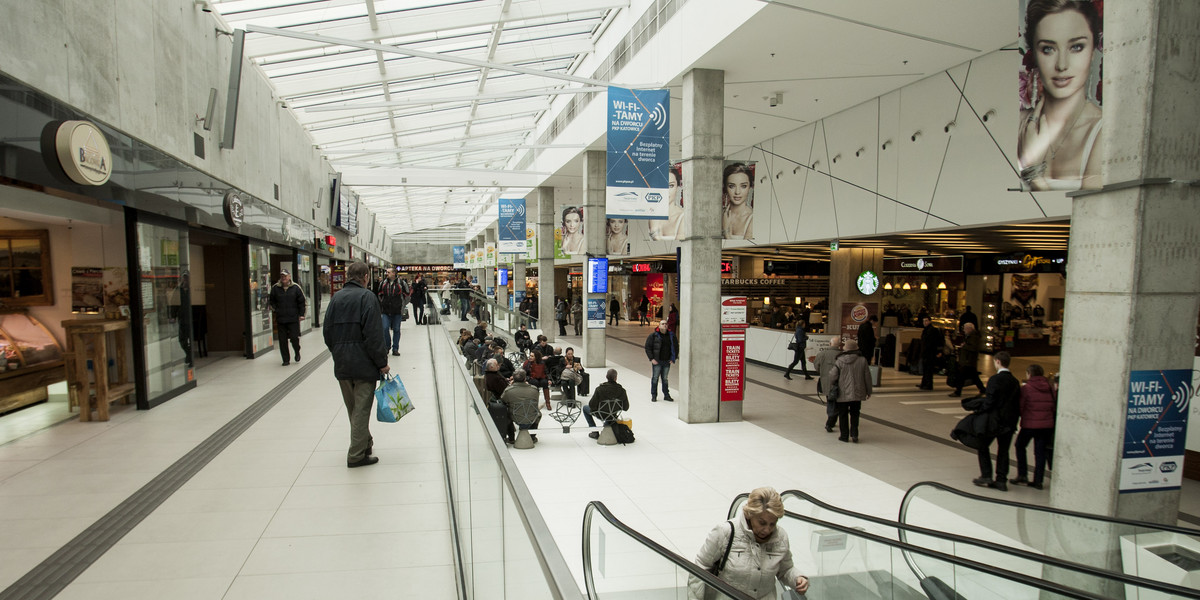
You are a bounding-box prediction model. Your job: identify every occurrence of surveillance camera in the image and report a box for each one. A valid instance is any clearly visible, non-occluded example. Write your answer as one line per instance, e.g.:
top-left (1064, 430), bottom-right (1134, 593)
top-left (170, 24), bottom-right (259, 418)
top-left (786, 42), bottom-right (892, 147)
top-left (944, 121), bottom-right (956, 133)
top-left (881, 140), bottom-right (892, 150)
top-left (855, 147), bottom-right (865, 158)
top-left (911, 131), bottom-right (922, 142)
top-left (769, 97), bottom-right (779, 108)
top-left (982, 109), bottom-right (996, 122)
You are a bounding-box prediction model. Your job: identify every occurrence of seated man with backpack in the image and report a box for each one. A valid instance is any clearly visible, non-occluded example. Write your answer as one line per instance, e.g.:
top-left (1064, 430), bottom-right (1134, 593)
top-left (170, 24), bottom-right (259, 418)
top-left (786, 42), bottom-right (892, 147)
top-left (584, 369), bottom-right (630, 440)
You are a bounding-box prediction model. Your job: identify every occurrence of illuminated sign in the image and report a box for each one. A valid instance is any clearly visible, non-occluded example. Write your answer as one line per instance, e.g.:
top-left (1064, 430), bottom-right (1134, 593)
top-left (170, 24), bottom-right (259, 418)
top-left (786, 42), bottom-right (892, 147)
top-left (632, 263), bottom-right (651, 273)
top-left (721, 260), bottom-right (733, 274)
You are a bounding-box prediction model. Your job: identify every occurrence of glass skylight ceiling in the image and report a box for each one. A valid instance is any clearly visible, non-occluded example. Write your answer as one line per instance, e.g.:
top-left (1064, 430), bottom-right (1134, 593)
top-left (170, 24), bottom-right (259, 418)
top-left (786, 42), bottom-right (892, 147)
top-left (207, 0), bottom-right (624, 242)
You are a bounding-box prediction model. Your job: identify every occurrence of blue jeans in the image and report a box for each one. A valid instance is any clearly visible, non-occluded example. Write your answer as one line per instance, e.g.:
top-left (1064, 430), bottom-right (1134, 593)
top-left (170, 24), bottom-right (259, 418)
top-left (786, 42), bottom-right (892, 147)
top-left (650, 362), bottom-right (672, 399)
top-left (381, 313), bottom-right (403, 351)
top-left (583, 405), bottom-right (597, 428)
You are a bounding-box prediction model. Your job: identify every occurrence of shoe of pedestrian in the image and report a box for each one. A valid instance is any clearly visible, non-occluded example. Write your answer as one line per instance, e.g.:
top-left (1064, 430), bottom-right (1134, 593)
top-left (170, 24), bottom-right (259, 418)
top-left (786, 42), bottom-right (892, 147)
top-left (651, 397), bottom-right (657, 402)
top-left (1029, 482), bottom-right (1044, 490)
top-left (664, 396), bottom-right (675, 402)
top-left (391, 350), bottom-right (401, 356)
top-left (805, 376), bottom-right (814, 381)
top-left (544, 402), bottom-right (552, 411)
top-left (824, 425), bottom-right (834, 433)
top-left (988, 480), bottom-right (1008, 492)
top-left (1008, 477), bottom-right (1030, 486)
top-left (282, 361), bottom-right (290, 366)
top-left (948, 391), bottom-right (961, 397)
top-left (531, 434), bottom-right (538, 443)
top-left (589, 432), bottom-right (600, 439)
top-left (851, 437), bottom-right (859, 443)
top-left (838, 437), bottom-right (849, 443)
top-left (972, 477), bottom-right (992, 487)
top-left (294, 352), bottom-right (301, 362)
top-left (348, 456), bottom-right (379, 468)
top-left (784, 374), bottom-right (792, 380)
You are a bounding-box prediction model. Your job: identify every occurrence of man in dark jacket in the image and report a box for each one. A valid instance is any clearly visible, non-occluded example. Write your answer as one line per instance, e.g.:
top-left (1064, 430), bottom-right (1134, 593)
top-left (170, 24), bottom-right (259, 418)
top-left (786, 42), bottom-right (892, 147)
top-left (411, 275), bottom-right (428, 324)
top-left (376, 267), bottom-right (409, 356)
top-left (857, 315), bottom-right (878, 365)
top-left (784, 320), bottom-right (812, 381)
top-left (323, 262), bottom-right (389, 468)
top-left (917, 317), bottom-right (942, 390)
top-left (950, 322), bottom-right (986, 397)
top-left (644, 320), bottom-right (679, 402)
top-left (970, 351), bottom-right (1021, 491)
top-left (584, 369), bottom-right (629, 438)
top-left (958, 305), bottom-right (978, 331)
top-left (268, 269), bottom-right (307, 366)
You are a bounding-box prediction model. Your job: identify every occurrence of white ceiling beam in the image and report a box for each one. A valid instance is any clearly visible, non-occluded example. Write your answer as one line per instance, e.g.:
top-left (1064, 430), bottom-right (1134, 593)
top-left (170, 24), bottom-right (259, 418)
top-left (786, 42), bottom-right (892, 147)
top-left (321, 144), bottom-right (586, 154)
top-left (304, 86), bottom-right (606, 111)
top-left (240, 0), bottom-right (626, 58)
top-left (342, 167), bottom-right (549, 188)
top-left (244, 24), bottom-right (613, 88)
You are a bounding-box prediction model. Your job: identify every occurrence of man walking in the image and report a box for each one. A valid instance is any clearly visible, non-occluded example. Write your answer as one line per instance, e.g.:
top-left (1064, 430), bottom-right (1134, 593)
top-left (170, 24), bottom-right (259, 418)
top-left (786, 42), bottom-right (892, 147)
top-left (644, 319), bottom-right (678, 402)
top-left (970, 351), bottom-right (1021, 491)
top-left (268, 269), bottom-right (306, 366)
top-left (950, 322), bottom-right (986, 397)
top-left (917, 317), bottom-right (942, 390)
top-left (377, 267), bottom-right (408, 356)
top-left (858, 315), bottom-right (878, 365)
top-left (609, 296), bottom-right (620, 326)
top-left (323, 262), bottom-right (390, 468)
top-left (411, 275), bottom-right (428, 324)
top-left (784, 320), bottom-right (813, 381)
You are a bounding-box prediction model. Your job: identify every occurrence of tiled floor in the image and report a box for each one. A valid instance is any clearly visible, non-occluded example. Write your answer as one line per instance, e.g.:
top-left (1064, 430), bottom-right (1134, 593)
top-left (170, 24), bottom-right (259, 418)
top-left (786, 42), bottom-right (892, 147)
top-left (0, 317), bottom-right (1194, 599)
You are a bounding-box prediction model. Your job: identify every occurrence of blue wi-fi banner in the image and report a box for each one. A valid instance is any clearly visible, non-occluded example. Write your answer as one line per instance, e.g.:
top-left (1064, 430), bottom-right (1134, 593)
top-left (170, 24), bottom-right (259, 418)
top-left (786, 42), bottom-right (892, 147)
top-left (1121, 369), bottom-right (1191, 492)
top-left (497, 198), bottom-right (526, 254)
top-left (606, 86), bottom-right (670, 220)
top-left (452, 246), bottom-right (466, 269)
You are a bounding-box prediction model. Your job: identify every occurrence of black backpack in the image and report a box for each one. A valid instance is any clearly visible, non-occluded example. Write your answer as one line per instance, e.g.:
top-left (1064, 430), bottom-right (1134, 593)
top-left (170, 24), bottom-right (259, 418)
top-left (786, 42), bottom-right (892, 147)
top-left (611, 422), bottom-right (635, 444)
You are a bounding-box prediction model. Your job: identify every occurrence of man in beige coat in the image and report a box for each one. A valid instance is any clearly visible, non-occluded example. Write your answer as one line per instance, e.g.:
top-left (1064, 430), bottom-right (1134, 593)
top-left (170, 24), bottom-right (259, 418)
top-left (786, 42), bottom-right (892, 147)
top-left (832, 339), bottom-right (872, 443)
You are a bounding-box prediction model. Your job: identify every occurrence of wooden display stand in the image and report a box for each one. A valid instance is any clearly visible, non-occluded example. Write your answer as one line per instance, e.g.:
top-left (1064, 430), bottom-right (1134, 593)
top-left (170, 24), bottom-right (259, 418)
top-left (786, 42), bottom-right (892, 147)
top-left (62, 318), bottom-right (134, 421)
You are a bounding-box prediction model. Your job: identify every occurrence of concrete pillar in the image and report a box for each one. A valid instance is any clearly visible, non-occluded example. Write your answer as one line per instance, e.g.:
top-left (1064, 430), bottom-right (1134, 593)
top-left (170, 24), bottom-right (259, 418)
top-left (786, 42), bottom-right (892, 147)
top-left (537, 186), bottom-right (557, 342)
top-left (828, 248), bottom-right (885, 340)
top-left (514, 261), bottom-right (526, 310)
top-left (485, 228), bottom-right (498, 305)
top-left (1054, 0), bottom-right (1200, 525)
top-left (679, 68), bottom-right (724, 423)
top-left (582, 150), bottom-right (607, 369)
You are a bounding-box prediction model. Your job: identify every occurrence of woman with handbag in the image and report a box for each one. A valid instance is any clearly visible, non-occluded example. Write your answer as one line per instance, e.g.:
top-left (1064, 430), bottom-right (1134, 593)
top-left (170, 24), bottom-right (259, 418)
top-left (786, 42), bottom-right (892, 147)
top-left (687, 487), bottom-right (809, 599)
top-left (521, 350), bottom-right (552, 410)
top-left (783, 320), bottom-right (812, 381)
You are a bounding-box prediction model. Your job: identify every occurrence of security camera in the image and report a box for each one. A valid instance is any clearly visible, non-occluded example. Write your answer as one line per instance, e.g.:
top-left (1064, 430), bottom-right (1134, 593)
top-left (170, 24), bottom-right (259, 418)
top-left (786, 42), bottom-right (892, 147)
top-left (881, 140), bottom-right (892, 150)
top-left (982, 109), bottom-right (996, 122)
top-left (768, 92), bottom-right (783, 108)
top-left (911, 131), bottom-right (922, 142)
top-left (944, 121), bottom-right (956, 133)
top-left (855, 147), bottom-right (865, 158)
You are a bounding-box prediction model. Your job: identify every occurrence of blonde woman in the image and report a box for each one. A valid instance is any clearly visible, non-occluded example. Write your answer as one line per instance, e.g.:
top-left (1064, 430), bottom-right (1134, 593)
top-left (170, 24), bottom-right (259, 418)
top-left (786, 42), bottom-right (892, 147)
top-left (688, 487), bottom-right (809, 599)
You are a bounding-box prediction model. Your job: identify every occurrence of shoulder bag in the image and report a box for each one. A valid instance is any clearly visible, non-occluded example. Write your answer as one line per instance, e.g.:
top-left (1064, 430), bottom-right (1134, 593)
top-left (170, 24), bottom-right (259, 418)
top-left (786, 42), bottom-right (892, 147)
top-left (702, 521), bottom-right (736, 600)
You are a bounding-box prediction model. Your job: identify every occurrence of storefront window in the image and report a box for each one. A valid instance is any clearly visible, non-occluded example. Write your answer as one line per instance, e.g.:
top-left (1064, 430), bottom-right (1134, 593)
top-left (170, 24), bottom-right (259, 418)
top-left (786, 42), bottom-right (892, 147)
top-left (0, 230), bottom-right (53, 306)
top-left (134, 220), bottom-right (192, 404)
top-left (316, 256), bottom-right (332, 326)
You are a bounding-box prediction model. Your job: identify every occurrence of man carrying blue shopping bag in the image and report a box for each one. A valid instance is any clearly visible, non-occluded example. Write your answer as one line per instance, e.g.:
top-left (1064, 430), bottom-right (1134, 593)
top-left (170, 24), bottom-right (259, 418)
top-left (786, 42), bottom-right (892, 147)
top-left (324, 262), bottom-right (390, 468)
top-left (375, 375), bottom-right (414, 423)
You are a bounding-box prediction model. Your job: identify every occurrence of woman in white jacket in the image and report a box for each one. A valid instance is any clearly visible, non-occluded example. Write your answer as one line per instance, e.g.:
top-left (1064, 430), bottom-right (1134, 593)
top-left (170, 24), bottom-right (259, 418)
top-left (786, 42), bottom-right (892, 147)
top-left (688, 487), bottom-right (809, 599)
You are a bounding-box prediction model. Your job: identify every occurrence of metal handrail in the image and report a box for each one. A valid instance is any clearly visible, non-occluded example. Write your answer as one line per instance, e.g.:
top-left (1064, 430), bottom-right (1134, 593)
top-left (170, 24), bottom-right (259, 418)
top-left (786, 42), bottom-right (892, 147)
top-left (764, 489), bottom-right (1200, 599)
top-left (582, 501), bottom-right (755, 600)
top-left (429, 315), bottom-right (584, 599)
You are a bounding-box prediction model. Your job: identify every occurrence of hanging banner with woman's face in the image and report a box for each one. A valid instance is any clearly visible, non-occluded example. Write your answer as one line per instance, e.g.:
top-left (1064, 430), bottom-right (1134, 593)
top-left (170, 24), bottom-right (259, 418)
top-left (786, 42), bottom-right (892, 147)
top-left (555, 205), bottom-right (583, 257)
top-left (606, 218), bottom-right (631, 255)
top-left (1018, 0), bottom-right (1103, 192)
top-left (648, 162), bottom-right (685, 241)
top-left (721, 161), bottom-right (756, 240)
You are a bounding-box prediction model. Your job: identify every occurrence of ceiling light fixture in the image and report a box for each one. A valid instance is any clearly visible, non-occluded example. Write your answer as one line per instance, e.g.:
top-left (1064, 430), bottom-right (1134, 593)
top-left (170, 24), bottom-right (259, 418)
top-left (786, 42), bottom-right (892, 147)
top-left (919, 282), bottom-right (929, 290)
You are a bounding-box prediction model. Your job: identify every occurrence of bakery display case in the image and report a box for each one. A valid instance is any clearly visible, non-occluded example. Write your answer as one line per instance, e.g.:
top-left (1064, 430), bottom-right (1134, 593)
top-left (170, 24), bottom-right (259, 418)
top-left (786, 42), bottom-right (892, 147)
top-left (0, 311), bottom-right (65, 414)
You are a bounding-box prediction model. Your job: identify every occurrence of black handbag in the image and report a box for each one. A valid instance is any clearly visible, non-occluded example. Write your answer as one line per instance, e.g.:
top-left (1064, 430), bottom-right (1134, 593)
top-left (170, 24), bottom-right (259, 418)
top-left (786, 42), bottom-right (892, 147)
top-left (787, 341), bottom-right (797, 351)
top-left (708, 521), bottom-right (735, 576)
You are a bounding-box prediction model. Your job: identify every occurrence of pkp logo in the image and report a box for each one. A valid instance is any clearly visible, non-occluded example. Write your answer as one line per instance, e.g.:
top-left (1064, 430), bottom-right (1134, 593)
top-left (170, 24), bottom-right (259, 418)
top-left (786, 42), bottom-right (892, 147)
top-left (646, 193), bottom-right (663, 203)
top-left (1161, 462), bottom-right (1179, 473)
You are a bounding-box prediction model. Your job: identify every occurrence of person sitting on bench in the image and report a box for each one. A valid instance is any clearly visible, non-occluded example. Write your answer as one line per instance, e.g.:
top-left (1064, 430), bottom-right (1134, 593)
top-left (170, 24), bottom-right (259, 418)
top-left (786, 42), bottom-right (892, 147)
top-left (584, 369), bottom-right (628, 439)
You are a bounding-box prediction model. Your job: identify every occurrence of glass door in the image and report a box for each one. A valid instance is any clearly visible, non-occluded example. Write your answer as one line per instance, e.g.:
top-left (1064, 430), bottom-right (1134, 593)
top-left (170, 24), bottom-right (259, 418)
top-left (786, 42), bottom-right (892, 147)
top-left (129, 212), bottom-right (195, 408)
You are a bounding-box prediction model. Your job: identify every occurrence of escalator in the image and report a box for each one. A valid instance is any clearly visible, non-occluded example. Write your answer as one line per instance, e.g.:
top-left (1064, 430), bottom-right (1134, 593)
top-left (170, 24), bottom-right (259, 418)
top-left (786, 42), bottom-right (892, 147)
top-left (584, 499), bottom-right (1107, 599)
top-left (901, 482), bottom-right (1200, 598)
top-left (749, 489), bottom-right (1200, 599)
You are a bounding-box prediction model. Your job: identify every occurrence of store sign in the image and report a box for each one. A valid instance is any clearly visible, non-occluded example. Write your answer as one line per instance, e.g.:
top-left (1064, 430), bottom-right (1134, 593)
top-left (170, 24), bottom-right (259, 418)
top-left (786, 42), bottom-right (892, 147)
top-left (632, 263), bottom-right (651, 273)
top-left (856, 270), bottom-right (879, 295)
top-left (882, 255), bottom-right (963, 273)
top-left (1122, 369), bottom-right (1190, 492)
top-left (223, 191), bottom-right (245, 227)
top-left (994, 253), bottom-right (1067, 273)
top-left (721, 278), bottom-right (788, 286)
top-left (721, 260), bottom-right (733, 274)
top-left (720, 329), bottom-right (745, 402)
top-left (394, 265), bottom-right (456, 272)
top-left (52, 120), bottom-right (112, 186)
top-left (841, 302), bottom-right (878, 340)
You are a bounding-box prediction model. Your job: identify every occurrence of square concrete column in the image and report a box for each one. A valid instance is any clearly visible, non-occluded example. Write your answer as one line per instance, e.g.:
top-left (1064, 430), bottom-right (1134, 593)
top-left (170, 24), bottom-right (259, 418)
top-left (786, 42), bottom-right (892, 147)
top-left (1053, 0), bottom-right (1200, 526)
top-left (537, 186), bottom-right (557, 342)
top-left (581, 150), bottom-right (607, 369)
top-left (679, 68), bottom-right (725, 423)
top-left (485, 228), bottom-right (499, 306)
top-left (513, 261), bottom-right (526, 308)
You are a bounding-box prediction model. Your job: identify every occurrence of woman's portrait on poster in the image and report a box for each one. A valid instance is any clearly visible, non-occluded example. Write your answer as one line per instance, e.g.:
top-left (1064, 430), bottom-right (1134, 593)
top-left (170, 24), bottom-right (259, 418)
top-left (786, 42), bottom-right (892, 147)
top-left (649, 164), bottom-right (685, 241)
top-left (1018, 0), bottom-right (1103, 191)
top-left (560, 206), bottom-right (585, 254)
top-left (606, 218), bottom-right (630, 255)
top-left (722, 163), bottom-right (754, 240)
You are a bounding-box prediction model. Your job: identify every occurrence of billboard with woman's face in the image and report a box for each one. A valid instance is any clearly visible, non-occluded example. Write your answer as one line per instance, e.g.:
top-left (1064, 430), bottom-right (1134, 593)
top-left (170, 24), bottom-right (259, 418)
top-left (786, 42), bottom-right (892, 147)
top-left (648, 163), bottom-right (685, 241)
top-left (722, 162), bottom-right (755, 240)
top-left (1018, 0), bottom-right (1103, 192)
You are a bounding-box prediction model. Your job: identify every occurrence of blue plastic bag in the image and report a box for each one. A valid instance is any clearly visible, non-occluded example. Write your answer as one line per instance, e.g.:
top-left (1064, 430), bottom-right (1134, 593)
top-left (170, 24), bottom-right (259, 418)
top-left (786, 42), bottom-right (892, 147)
top-left (375, 375), bottom-right (415, 423)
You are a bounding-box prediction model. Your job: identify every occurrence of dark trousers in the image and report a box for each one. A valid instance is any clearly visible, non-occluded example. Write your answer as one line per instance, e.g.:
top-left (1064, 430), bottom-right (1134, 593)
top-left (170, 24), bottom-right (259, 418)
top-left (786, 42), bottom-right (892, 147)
top-left (558, 318), bottom-right (567, 335)
top-left (978, 430), bottom-right (1014, 480)
top-left (955, 364), bottom-right (985, 395)
top-left (861, 344), bottom-right (875, 365)
top-left (277, 320), bottom-right (300, 363)
top-left (920, 354), bottom-right (937, 388)
top-left (413, 302), bottom-right (425, 323)
top-left (836, 401), bottom-right (861, 439)
top-left (1014, 428), bottom-right (1053, 484)
top-left (786, 348), bottom-right (811, 378)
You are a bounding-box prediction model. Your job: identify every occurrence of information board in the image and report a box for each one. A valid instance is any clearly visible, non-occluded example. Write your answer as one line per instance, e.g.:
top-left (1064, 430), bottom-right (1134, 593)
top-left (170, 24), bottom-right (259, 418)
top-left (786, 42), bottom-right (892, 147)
top-left (587, 298), bottom-right (607, 329)
top-left (1121, 369), bottom-right (1190, 492)
top-left (587, 257), bottom-right (609, 294)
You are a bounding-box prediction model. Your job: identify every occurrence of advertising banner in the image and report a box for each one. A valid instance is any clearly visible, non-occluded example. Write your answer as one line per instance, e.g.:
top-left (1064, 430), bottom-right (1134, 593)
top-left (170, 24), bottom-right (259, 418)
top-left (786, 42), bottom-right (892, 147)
top-left (1017, 0), bottom-right (1103, 191)
top-left (485, 243), bottom-right (496, 267)
top-left (606, 86), bottom-right (670, 220)
top-left (452, 246), bottom-right (466, 269)
top-left (720, 329), bottom-right (745, 402)
top-left (587, 298), bottom-right (606, 329)
top-left (841, 302), bottom-right (878, 340)
top-left (556, 205), bottom-right (584, 256)
top-left (720, 296), bottom-right (748, 327)
top-left (526, 227), bottom-right (537, 263)
top-left (498, 198), bottom-right (526, 253)
top-left (720, 161), bottom-right (756, 240)
top-left (71, 267), bottom-right (104, 314)
top-left (1121, 369), bottom-right (1190, 492)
